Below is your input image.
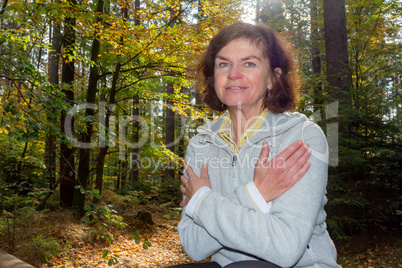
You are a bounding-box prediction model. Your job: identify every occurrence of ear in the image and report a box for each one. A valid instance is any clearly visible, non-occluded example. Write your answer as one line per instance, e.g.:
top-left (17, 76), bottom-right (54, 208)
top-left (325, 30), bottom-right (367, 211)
top-left (266, 68), bottom-right (282, 89)
top-left (274, 68), bottom-right (282, 77)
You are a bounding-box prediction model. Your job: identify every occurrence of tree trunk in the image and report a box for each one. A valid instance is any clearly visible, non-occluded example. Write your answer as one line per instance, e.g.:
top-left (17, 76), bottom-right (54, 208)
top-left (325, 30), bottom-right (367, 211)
top-left (46, 13), bottom-right (61, 191)
top-left (323, 0), bottom-right (352, 110)
top-left (94, 46), bottom-right (122, 197)
top-left (75, 0), bottom-right (104, 216)
top-left (164, 81), bottom-right (175, 181)
top-left (323, 0), bottom-right (352, 169)
top-left (59, 0), bottom-right (76, 208)
top-left (94, 92), bottom-right (108, 200)
top-left (164, 4), bottom-right (181, 181)
top-left (130, 95), bottom-right (140, 184)
top-left (255, 0), bottom-right (260, 23)
top-left (0, 0), bottom-right (8, 15)
top-left (310, 0), bottom-right (323, 114)
top-left (94, 1), bottom-right (127, 199)
top-left (130, 0), bottom-right (141, 185)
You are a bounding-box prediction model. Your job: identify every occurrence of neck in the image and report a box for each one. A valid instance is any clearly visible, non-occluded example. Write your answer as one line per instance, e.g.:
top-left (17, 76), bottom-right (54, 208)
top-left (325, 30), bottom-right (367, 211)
top-left (228, 106), bottom-right (264, 146)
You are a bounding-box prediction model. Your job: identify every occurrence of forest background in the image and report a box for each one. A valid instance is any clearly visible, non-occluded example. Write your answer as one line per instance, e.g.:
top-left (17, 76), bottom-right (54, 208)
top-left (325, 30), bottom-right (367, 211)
top-left (0, 0), bottom-right (401, 267)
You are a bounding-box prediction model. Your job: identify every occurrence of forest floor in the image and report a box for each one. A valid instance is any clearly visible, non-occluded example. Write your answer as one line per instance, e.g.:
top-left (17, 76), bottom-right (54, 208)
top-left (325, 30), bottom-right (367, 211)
top-left (1, 204), bottom-right (401, 268)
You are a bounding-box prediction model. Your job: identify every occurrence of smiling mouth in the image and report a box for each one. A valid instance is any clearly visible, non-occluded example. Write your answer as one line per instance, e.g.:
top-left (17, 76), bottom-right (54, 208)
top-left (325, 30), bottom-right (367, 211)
top-left (227, 86), bottom-right (246, 90)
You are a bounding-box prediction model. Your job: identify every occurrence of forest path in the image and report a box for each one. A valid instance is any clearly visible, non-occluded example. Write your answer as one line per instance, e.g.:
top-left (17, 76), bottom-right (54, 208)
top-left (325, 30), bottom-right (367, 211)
top-left (2, 205), bottom-right (400, 268)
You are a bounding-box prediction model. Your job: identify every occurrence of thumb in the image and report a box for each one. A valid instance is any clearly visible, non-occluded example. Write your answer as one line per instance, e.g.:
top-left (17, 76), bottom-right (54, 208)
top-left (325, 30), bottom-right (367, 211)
top-left (257, 142), bottom-right (270, 167)
top-left (200, 164), bottom-right (209, 179)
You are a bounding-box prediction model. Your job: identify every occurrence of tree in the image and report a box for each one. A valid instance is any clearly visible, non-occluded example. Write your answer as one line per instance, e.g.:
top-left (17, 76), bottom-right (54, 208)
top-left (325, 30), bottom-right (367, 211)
top-left (73, 0), bottom-right (106, 216)
top-left (257, 0), bottom-right (285, 28)
top-left (323, 0), bottom-right (352, 112)
top-left (323, 0), bottom-right (401, 238)
top-left (45, 2), bottom-right (62, 191)
top-left (60, 0), bottom-right (77, 208)
top-left (130, 0), bottom-right (141, 185)
top-left (164, 3), bottom-right (182, 181)
top-left (310, 0), bottom-right (323, 114)
top-left (0, 0), bottom-right (246, 214)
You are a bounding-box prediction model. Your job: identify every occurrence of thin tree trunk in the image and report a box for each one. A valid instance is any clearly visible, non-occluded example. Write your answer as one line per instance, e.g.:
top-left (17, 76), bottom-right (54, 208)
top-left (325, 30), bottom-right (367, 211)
top-left (59, 0), bottom-right (76, 208)
top-left (46, 12), bottom-right (61, 191)
top-left (0, 0), bottom-right (9, 15)
top-left (195, 0), bottom-right (204, 105)
top-left (164, 4), bottom-right (181, 181)
top-left (130, 0), bottom-right (141, 185)
top-left (94, 92), bottom-right (108, 200)
top-left (255, 0), bottom-right (260, 23)
top-left (94, 1), bottom-right (126, 199)
top-left (75, 0), bottom-right (104, 216)
top-left (310, 0), bottom-right (323, 114)
top-left (94, 44), bottom-right (122, 197)
top-left (165, 81), bottom-right (175, 181)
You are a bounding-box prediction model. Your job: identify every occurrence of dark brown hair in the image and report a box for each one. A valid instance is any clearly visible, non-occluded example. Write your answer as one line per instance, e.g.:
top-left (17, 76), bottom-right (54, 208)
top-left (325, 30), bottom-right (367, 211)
top-left (198, 22), bottom-right (299, 113)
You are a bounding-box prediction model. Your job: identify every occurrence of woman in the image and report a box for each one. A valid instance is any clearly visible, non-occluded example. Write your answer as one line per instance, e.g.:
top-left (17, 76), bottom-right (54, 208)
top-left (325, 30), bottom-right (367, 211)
top-left (174, 22), bottom-right (340, 268)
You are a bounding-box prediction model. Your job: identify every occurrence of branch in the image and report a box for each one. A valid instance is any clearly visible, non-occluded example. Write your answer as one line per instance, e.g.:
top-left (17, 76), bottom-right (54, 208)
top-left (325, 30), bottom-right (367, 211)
top-left (120, 4), bottom-right (190, 67)
top-left (0, 0), bottom-right (9, 15)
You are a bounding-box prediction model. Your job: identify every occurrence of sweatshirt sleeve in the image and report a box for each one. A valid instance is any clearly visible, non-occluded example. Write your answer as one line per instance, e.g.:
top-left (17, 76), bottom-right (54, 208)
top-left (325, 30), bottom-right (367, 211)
top-left (187, 122), bottom-right (329, 267)
top-left (177, 139), bottom-right (223, 261)
top-left (245, 181), bottom-right (273, 213)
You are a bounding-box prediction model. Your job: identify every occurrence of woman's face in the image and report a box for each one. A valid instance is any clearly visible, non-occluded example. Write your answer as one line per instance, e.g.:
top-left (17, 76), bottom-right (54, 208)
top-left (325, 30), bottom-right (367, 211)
top-left (214, 38), bottom-right (272, 113)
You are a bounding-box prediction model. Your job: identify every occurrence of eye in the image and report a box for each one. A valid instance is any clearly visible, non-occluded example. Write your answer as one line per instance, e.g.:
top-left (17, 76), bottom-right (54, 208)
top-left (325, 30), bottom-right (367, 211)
top-left (245, 62), bottom-right (256, 67)
top-left (217, 62), bottom-right (229, 68)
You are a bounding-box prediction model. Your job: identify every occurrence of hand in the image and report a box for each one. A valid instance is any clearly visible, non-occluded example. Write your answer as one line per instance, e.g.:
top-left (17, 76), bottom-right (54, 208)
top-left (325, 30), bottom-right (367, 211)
top-left (254, 140), bottom-right (312, 202)
top-left (180, 164), bottom-right (211, 207)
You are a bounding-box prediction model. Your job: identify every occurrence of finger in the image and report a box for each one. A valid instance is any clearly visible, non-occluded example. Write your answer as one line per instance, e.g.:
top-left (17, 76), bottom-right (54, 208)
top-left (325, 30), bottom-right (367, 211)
top-left (180, 175), bottom-right (188, 184)
top-left (184, 163), bottom-right (196, 178)
top-left (180, 184), bottom-right (186, 195)
top-left (286, 143), bottom-right (310, 168)
top-left (257, 142), bottom-right (270, 167)
top-left (180, 195), bottom-right (190, 207)
top-left (275, 140), bottom-right (304, 161)
top-left (284, 148), bottom-right (312, 180)
top-left (288, 161), bottom-right (311, 187)
top-left (200, 164), bottom-right (209, 179)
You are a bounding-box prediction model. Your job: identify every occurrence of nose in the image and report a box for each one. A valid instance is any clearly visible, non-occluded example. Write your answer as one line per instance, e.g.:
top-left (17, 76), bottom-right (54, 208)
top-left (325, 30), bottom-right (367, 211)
top-left (228, 65), bottom-right (243, 80)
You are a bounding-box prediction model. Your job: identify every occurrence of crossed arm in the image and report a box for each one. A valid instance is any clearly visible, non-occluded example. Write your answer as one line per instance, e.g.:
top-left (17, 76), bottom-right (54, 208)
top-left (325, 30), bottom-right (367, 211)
top-left (180, 140), bottom-right (312, 207)
top-left (176, 135), bottom-right (329, 266)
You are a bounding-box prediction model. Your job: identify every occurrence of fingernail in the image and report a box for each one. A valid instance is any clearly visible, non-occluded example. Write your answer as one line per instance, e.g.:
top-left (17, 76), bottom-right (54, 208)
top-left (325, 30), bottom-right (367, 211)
top-left (203, 164), bottom-right (207, 168)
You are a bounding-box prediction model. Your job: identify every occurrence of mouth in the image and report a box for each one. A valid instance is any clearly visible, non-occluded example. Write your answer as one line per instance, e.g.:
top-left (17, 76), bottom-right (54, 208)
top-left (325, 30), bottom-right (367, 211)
top-left (226, 86), bottom-right (246, 90)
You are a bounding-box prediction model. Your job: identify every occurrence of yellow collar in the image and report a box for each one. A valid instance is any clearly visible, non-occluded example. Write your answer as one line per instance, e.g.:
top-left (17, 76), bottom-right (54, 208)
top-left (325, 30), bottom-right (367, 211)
top-left (218, 109), bottom-right (269, 153)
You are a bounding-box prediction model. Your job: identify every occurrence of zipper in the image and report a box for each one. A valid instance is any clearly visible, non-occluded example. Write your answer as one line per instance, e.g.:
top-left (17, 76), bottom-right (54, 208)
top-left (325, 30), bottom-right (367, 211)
top-left (232, 153), bottom-right (239, 187)
top-left (232, 155), bottom-right (237, 166)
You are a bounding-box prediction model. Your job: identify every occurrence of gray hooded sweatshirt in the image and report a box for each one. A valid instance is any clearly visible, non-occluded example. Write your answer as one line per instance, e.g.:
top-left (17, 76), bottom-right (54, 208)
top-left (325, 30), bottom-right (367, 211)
top-left (177, 112), bottom-right (340, 267)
